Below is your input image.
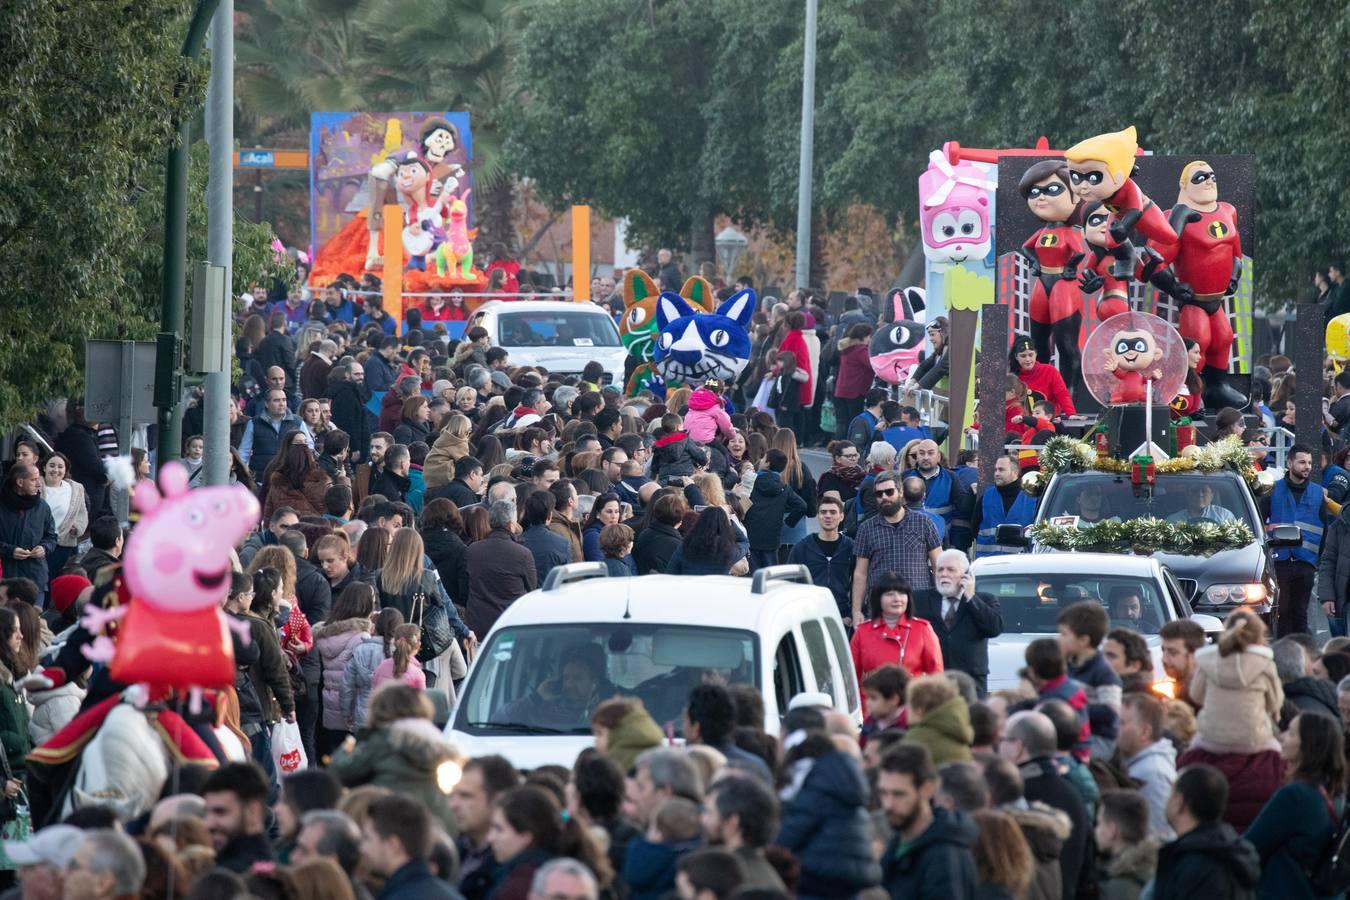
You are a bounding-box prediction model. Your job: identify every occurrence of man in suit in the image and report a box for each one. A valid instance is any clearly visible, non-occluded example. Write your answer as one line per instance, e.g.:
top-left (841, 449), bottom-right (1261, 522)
top-left (913, 548), bottom-right (1003, 695)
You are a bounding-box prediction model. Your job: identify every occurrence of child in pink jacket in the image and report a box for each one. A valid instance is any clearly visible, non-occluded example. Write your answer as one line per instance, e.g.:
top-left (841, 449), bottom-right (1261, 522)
top-left (371, 624), bottom-right (427, 692)
top-left (684, 383), bottom-right (734, 444)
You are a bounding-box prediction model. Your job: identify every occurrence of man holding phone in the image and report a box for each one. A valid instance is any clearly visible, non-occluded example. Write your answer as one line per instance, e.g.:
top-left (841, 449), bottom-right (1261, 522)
top-left (913, 550), bottom-right (1003, 695)
top-left (788, 497), bottom-right (854, 624)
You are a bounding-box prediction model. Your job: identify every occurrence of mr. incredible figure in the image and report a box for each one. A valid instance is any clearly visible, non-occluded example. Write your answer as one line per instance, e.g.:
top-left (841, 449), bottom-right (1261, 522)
top-left (1150, 161), bottom-right (1245, 409)
top-left (1077, 202), bottom-right (1131, 321)
top-left (1017, 160), bottom-right (1086, 391)
top-left (1102, 327), bottom-right (1164, 404)
top-left (1065, 126), bottom-right (1178, 279)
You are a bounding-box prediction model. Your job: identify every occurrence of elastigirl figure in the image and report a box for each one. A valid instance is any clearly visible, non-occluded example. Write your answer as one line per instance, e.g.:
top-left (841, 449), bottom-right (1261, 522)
top-left (1151, 161), bottom-right (1245, 409)
top-left (1064, 126), bottom-right (1178, 278)
top-left (1016, 161), bottom-right (1085, 390)
top-left (1102, 327), bottom-right (1164, 404)
top-left (1077, 202), bottom-right (1130, 321)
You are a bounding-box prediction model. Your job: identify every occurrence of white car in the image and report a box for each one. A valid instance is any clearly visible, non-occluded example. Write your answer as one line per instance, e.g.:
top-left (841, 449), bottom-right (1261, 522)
top-left (971, 552), bottom-right (1223, 692)
top-left (466, 300), bottom-right (629, 383)
top-left (446, 564), bottom-right (861, 769)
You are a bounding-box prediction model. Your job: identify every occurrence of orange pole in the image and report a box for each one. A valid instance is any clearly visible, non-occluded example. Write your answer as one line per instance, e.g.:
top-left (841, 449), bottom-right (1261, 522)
top-left (572, 205), bottom-right (591, 302)
top-left (382, 204), bottom-right (403, 333)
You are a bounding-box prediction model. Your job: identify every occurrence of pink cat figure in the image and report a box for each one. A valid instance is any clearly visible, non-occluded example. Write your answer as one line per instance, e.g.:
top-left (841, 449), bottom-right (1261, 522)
top-left (83, 462), bottom-right (260, 707)
top-left (434, 189), bottom-right (479, 280)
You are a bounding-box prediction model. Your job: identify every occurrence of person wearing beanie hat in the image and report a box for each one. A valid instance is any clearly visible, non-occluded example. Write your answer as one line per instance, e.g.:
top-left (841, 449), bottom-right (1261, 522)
top-left (43, 573), bottom-right (91, 633)
top-left (1009, 335), bottom-right (1075, 417)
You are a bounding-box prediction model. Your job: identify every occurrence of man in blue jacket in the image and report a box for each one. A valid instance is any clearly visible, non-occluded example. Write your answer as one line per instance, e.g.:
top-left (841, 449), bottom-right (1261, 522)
top-left (788, 497), bottom-right (854, 620)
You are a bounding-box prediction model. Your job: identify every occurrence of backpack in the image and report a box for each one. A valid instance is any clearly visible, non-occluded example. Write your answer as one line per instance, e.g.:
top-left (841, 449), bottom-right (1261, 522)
top-left (1308, 790), bottom-right (1350, 895)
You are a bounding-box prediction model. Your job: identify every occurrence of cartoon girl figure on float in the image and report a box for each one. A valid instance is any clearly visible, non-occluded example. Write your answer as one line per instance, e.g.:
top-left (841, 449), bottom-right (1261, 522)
top-left (1016, 160), bottom-right (1085, 392)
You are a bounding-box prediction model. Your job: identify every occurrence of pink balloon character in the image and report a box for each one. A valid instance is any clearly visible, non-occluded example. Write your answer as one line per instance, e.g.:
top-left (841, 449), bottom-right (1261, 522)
top-left (83, 462), bottom-right (260, 705)
top-left (919, 150), bottom-right (996, 271)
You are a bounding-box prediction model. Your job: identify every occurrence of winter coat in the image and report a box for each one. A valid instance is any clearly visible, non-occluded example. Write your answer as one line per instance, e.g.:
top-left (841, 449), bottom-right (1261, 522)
top-left (465, 528), bottom-right (538, 636)
top-left (313, 618), bottom-right (374, 731)
top-left (902, 696), bottom-right (973, 765)
top-left (369, 468), bottom-right (411, 504)
top-left (294, 559), bottom-right (333, 681)
top-left (650, 432), bottom-right (708, 484)
top-left (78, 547), bottom-right (120, 582)
top-left (256, 329), bottom-right (298, 388)
top-left (241, 611), bottom-right (294, 720)
top-left (328, 717), bottom-right (459, 833)
top-left (1124, 738), bottom-right (1177, 838)
top-left (1175, 744), bottom-right (1283, 833)
top-left (54, 423), bottom-right (108, 495)
top-left (623, 837), bottom-right (701, 900)
top-left (787, 534), bottom-right (854, 617)
top-left (851, 616), bottom-right (944, 685)
top-left (834, 338), bottom-right (875, 400)
top-left (1318, 502), bottom-right (1350, 613)
top-left (1243, 780), bottom-right (1339, 900)
top-left (422, 527), bottom-right (470, 605)
top-left (326, 380), bottom-right (371, 466)
top-left (393, 417), bottom-right (433, 448)
top-left (0, 661), bottom-right (31, 773)
top-left (775, 750), bottom-right (883, 896)
top-left (341, 636), bottom-right (386, 728)
top-left (518, 524), bottom-right (571, 585)
top-left (0, 491), bottom-right (57, 591)
top-left (684, 388), bottom-right (734, 443)
top-left (1191, 644), bottom-right (1282, 752)
top-left (664, 544), bottom-right (736, 576)
top-left (372, 655), bottom-right (426, 692)
top-left (28, 680), bottom-right (85, 746)
top-left (425, 478), bottom-right (479, 510)
top-left (742, 469), bottom-right (807, 551)
top-left (262, 466), bottom-right (332, 522)
top-left (632, 523), bottom-right (683, 575)
top-left (1005, 802), bottom-right (1072, 900)
top-left (1096, 835), bottom-right (1159, 900)
top-left (1020, 757), bottom-right (1089, 900)
top-left (41, 479), bottom-right (87, 547)
top-left (881, 807), bottom-right (977, 900)
top-left (299, 352), bottom-right (332, 402)
top-left (1280, 675), bottom-right (1340, 729)
top-left (1152, 822), bottom-right (1260, 900)
top-left (376, 859), bottom-right (463, 900)
top-left (423, 428), bottom-right (470, 488)
top-left (548, 515), bottom-right (584, 563)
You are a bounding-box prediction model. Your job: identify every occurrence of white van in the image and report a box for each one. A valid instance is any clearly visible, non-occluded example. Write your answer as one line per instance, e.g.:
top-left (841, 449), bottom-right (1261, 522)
top-left (466, 300), bottom-right (628, 384)
top-left (446, 564), bottom-right (861, 769)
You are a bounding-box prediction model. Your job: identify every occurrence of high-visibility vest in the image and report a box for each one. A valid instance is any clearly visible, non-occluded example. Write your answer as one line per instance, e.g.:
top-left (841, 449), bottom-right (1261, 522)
top-left (1267, 478), bottom-right (1325, 565)
top-left (974, 486), bottom-right (1037, 557)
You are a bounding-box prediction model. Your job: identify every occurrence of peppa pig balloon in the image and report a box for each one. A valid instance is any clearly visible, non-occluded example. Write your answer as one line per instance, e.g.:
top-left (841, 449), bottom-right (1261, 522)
top-left (93, 462), bottom-right (260, 694)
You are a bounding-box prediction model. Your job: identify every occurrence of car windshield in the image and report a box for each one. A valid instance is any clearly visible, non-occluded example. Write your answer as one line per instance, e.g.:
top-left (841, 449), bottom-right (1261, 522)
top-left (496, 311), bottom-right (621, 348)
top-left (456, 624), bottom-right (758, 736)
top-left (1040, 473), bottom-right (1257, 533)
top-left (980, 573), bottom-right (1170, 634)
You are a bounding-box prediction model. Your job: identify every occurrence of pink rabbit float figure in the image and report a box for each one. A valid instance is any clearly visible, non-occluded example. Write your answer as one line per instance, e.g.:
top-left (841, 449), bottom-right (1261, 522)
top-left (433, 189), bottom-right (478, 279)
top-left (82, 462), bottom-right (260, 708)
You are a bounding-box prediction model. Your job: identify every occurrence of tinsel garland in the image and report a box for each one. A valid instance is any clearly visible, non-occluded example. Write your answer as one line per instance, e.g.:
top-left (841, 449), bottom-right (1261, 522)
top-left (1037, 435), bottom-right (1258, 486)
top-left (1028, 517), bottom-right (1256, 556)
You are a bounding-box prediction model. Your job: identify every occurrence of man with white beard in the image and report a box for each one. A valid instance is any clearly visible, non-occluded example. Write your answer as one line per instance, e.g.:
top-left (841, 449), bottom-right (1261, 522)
top-left (913, 549), bottom-right (1003, 695)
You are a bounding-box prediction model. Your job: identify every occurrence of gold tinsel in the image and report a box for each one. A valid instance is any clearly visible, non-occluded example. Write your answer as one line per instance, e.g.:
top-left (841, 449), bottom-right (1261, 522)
top-left (1035, 435), bottom-right (1259, 488)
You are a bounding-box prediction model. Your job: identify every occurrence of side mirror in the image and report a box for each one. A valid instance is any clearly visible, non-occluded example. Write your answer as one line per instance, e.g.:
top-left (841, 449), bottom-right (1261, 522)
top-left (1268, 524), bottom-right (1302, 548)
top-left (1190, 613), bottom-right (1224, 636)
top-left (995, 524), bottom-right (1029, 547)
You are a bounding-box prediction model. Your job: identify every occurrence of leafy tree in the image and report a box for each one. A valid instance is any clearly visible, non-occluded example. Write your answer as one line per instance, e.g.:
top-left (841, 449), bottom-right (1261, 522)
top-left (0, 0), bottom-right (284, 428)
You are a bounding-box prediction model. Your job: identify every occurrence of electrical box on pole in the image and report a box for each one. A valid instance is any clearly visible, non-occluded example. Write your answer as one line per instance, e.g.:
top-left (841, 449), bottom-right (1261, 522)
top-left (189, 262), bottom-right (228, 373)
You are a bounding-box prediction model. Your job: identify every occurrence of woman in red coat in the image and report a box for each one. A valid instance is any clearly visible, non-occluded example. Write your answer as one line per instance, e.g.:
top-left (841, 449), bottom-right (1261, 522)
top-left (850, 574), bottom-right (943, 688)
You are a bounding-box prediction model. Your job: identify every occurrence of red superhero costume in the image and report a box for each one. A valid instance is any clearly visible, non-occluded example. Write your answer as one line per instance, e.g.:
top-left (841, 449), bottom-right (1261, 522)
top-left (1081, 247), bottom-right (1130, 320)
top-left (1100, 177), bottom-right (1178, 277)
top-left (1023, 224), bottom-right (1085, 325)
top-left (1155, 202), bottom-right (1241, 371)
top-left (1109, 368), bottom-right (1150, 404)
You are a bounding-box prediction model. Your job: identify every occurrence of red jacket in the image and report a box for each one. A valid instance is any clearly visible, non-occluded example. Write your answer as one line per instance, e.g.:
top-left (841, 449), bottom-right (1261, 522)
top-left (778, 329), bottom-right (813, 405)
top-left (835, 341), bottom-right (874, 400)
top-left (1017, 362), bottom-right (1076, 416)
top-left (850, 616), bottom-right (943, 686)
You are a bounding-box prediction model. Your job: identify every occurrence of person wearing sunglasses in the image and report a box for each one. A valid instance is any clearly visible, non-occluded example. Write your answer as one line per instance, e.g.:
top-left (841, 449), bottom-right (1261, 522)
top-left (849, 472), bottom-right (942, 628)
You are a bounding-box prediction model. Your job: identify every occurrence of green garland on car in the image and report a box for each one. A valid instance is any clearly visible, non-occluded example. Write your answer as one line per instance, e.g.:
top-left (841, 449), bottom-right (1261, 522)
top-left (1028, 517), bottom-right (1255, 557)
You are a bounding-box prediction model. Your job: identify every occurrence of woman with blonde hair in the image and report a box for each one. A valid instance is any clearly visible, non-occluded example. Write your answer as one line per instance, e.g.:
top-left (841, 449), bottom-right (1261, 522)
top-left (377, 527), bottom-right (468, 688)
top-left (248, 545), bottom-right (297, 602)
top-left (423, 413), bottom-right (472, 487)
top-left (771, 427), bottom-right (816, 555)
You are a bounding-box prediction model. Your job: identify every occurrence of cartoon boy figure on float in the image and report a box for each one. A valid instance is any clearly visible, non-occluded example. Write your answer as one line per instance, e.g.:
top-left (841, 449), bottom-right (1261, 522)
top-left (1077, 202), bottom-right (1131, 321)
top-left (1150, 161), bottom-right (1246, 409)
top-left (1101, 326), bottom-right (1164, 404)
top-left (1016, 160), bottom-right (1085, 389)
top-left (1064, 126), bottom-right (1178, 278)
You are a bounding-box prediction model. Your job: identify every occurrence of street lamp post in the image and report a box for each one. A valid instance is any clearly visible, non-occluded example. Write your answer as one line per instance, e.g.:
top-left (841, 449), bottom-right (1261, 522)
top-left (715, 226), bottom-right (748, 284)
top-left (794, 0), bottom-right (818, 290)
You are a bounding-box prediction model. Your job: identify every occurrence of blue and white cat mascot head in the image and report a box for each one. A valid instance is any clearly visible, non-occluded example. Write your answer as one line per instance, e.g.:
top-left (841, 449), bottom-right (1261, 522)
top-left (653, 289), bottom-right (755, 387)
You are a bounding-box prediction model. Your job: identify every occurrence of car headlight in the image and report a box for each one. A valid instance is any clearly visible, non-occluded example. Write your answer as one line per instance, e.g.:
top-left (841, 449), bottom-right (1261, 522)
top-left (1202, 583), bottom-right (1265, 605)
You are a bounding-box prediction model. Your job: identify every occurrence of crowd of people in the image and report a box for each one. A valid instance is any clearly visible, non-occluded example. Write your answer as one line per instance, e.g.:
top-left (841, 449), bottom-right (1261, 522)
top-left (0, 252), bottom-right (1348, 898)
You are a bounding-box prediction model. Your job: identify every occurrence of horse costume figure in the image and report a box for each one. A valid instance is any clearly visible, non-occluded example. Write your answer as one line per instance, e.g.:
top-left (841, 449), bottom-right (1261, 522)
top-left (652, 289), bottom-right (754, 388)
top-left (433, 189), bottom-right (477, 279)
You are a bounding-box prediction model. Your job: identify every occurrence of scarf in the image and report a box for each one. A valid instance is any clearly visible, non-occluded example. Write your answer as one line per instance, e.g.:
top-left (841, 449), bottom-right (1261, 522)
top-left (1, 481), bottom-right (39, 512)
top-left (830, 462), bottom-right (867, 489)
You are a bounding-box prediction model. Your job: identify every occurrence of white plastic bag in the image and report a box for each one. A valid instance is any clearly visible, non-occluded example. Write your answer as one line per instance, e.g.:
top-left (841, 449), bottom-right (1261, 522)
top-left (271, 720), bottom-right (308, 774)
